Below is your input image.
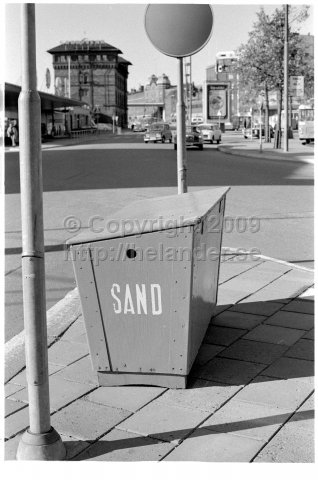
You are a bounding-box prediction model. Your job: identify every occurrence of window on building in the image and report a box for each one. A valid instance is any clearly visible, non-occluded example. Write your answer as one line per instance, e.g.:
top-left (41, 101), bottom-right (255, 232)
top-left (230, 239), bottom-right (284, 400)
top-left (84, 73), bottom-right (88, 84)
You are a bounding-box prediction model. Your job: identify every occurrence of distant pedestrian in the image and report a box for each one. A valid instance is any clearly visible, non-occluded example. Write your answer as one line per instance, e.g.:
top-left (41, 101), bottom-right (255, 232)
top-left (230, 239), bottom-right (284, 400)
top-left (7, 120), bottom-right (19, 147)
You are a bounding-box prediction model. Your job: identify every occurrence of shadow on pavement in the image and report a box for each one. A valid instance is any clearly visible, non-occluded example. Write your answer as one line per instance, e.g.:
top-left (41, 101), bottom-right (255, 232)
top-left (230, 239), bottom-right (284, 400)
top-left (68, 408), bottom-right (314, 460)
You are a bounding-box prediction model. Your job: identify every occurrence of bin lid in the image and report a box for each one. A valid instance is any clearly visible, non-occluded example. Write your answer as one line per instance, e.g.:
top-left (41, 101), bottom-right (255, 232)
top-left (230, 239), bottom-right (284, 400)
top-left (66, 187), bottom-right (230, 245)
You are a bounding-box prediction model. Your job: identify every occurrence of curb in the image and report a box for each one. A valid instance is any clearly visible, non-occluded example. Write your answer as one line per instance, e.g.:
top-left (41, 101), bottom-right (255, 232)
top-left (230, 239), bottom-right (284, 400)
top-left (217, 145), bottom-right (314, 165)
top-left (223, 247), bottom-right (314, 272)
top-left (5, 288), bottom-right (81, 383)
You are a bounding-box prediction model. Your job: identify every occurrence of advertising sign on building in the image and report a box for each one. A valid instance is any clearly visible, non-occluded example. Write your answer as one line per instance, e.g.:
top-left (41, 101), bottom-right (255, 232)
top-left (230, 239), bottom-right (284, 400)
top-left (205, 82), bottom-right (230, 121)
top-left (289, 76), bottom-right (304, 97)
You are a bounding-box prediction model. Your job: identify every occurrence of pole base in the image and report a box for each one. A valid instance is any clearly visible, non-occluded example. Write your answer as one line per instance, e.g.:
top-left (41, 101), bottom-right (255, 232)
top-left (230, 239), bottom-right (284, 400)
top-left (16, 427), bottom-right (66, 461)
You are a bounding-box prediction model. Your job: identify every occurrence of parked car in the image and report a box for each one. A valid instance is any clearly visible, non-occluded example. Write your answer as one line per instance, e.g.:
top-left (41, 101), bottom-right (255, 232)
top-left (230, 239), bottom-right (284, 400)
top-left (243, 125), bottom-right (274, 139)
top-left (191, 116), bottom-right (204, 125)
top-left (133, 123), bottom-right (146, 132)
top-left (173, 126), bottom-right (204, 150)
top-left (196, 124), bottom-right (222, 144)
top-left (224, 121), bottom-right (234, 131)
top-left (144, 123), bottom-right (172, 143)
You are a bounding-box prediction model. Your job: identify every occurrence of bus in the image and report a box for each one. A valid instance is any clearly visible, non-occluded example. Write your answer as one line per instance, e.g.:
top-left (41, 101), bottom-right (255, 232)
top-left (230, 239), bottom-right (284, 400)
top-left (298, 104), bottom-right (314, 143)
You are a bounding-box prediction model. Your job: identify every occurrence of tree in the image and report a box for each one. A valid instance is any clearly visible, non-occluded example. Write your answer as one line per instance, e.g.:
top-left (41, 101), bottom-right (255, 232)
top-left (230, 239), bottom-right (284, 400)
top-left (235, 5), bottom-right (312, 147)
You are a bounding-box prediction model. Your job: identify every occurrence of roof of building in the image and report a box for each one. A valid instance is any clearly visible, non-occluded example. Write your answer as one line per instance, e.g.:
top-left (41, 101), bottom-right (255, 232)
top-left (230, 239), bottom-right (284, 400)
top-left (118, 56), bottom-right (132, 66)
top-left (47, 39), bottom-right (122, 54)
top-left (5, 82), bottom-right (89, 112)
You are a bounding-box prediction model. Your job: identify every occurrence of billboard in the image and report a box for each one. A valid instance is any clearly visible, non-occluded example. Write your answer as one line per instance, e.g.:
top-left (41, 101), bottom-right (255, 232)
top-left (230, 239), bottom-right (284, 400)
top-left (205, 82), bottom-right (230, 121)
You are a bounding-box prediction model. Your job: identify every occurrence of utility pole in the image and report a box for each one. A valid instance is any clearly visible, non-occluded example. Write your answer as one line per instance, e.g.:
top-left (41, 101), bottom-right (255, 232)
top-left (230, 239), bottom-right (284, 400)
top-left (16, 3), bottom-right (65, 460)
top-left (283, 4), bottom-right (289, 152)
top-left (177, 58), bottom-right (187, 193)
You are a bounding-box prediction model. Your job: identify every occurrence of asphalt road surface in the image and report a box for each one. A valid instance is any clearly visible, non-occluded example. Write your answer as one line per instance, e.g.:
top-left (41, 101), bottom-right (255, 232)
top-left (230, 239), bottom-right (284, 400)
top-left (5, 133), bottom-right (314, 341)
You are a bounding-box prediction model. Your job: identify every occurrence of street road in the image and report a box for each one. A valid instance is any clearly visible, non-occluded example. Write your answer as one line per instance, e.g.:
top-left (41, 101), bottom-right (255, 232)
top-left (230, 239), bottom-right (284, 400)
top-left (5, 132), bottom-right (314, 341)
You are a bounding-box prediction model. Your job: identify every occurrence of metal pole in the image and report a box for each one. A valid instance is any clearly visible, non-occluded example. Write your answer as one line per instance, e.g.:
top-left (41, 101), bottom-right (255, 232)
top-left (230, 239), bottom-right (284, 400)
top-left (16, 4), bottom-right (65, 460)
top-left (68, 55), bottom-right (71, 98)
top-left (259, 106), bottom-right (263, 152)
top-left (189, 56), bottom-right (192, 125)
top-left (177, 57), bottom-right (187, 194)
top-left (283, 4), bottom-right (289, 152)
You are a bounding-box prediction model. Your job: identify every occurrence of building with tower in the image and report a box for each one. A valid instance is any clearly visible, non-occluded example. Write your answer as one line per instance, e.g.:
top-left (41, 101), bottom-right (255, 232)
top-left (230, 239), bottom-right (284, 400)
top-left (47, 39), bottom-right (131, 127)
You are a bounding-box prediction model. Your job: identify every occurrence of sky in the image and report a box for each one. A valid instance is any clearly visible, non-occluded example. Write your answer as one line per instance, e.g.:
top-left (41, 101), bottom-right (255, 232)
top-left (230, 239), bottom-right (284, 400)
top-left (4, 1), bottom-right (315, 94)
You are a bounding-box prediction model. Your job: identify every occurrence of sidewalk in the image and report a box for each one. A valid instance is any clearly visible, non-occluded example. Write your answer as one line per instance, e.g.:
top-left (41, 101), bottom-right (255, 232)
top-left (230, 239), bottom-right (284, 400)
top-left (218, 136), bottom-right (314, 164)
top-left (4, 253), bottom-right (314, 462)
top-left (4, 129), bottom-right (136, 153)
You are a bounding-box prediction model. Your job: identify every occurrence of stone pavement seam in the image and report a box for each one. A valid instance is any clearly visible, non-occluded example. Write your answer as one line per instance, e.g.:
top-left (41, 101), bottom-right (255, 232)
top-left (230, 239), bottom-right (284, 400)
top-left (250, 390), bottom-right (315, 462)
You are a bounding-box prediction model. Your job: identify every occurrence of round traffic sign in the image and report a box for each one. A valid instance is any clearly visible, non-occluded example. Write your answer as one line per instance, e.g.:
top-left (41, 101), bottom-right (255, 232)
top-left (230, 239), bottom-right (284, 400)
top-left (144, 4), bottom-right (213, 58)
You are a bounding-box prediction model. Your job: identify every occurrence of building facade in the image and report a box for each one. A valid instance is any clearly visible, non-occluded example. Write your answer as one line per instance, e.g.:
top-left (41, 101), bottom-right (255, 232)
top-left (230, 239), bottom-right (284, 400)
top-left (128, 73), bottom-right (203, 127)
top-left (48, 39), bottom-right (131, 127)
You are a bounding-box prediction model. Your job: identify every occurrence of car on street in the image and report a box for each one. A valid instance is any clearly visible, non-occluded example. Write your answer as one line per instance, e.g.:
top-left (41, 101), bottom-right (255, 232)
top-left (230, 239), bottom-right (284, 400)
top-left (173, 126), bottom-right (204, 150)
top-left (225, 121), bottom-right (234, 131)
top-left (144, 123), bottom-right (172, 143)
top-left (133, 123), bottom-right (146, 132)
top-left (243, 125), bottom-right (274, 139)
top-left (196, 123), bottom-right (222, 144)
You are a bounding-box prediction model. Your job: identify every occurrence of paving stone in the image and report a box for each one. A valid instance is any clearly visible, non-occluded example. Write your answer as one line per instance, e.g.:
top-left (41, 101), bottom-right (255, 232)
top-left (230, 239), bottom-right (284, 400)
top-left (204, 325), bottom-right (247, 346)
top-left (284, 339), bottom-right (314, 361)
top-left (230, 301), bottom-right (285, 317)
top-left (243, 324), bottom-right (305, 346)
top-left (219, 261), bottom-right (261, 285)
top-left (8, 376), bottom-right (94, 412)
top-left (75, 427), bottom-right (173, 461)
top-left (213, 304), bottom-right (233, 316)
top-left (212, 310), bottom-right (266, 331)
top-left (116, 399), bottom-right (210, 444)
top-left (62, 320), bottom-right (88, 344)
top-left (5, 383), bottom-right (24, 398)
top-left (9, 363), bottom-right (63, 387)
top-left (52, 399), bottom-right (131, 441)
top-left (253, 399), bottom-right (314, 463)
top-left (53, 355), bottom-right (98, 386)
top-left (192, 357), bottom-right (266, 385)
top-left (60, 435), bottom-right (90, 460)
top-left (302, 329), bottom-right (314, 340)
top-left (234, 375), bottom-right (314, 410)
top-left (85, 385), bottom-right (165, 412)
top-left (262, 357), bottom-right (314, 381)
top-left (202, 399), bottom-right (290, 442)
top-left (4, 433), bottom-right (22, 460)
top-left (298, 287), bottom-right (314, 301)
top-left (5, 406), bottom-right (30, 439)
top-left (194, 343), bottom-right (225, 366)
top-left (217, 285), bottom-right (249, 306)
top-left (218, 339), bottom-right (288, 365)
top-left (282, 299), bottom-right (315, 315)
top-left (245, 275), bottom-right (313, 304)
top-left (156, 378), bottom-right (241, 413)
top-left (48, 340), bottom-right (89, 366)
top-left (5, 399), bottom-right (28, 418)
top-left (264, 310), bottom-right (314, 331)
top-left (164, 429), bottom-right (264, 462)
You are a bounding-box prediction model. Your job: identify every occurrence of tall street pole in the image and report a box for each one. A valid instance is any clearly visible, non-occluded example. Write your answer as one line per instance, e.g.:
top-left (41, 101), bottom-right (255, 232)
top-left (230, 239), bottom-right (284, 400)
top-left (283, 4), bottom-right (289, 152)
top-left (16, 3), bottom-right (65, 460)
top-left (177, 57), bottom-right (187, 194)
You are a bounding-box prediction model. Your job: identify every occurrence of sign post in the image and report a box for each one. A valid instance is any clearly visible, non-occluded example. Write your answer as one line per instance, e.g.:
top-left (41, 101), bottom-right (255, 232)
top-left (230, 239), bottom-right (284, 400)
top-left (144, 4), bottom-right (213, 194)
top-left (16, 4), bottom-right (65, 460)
top-left (258, 93), bottom-right (265, 153)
